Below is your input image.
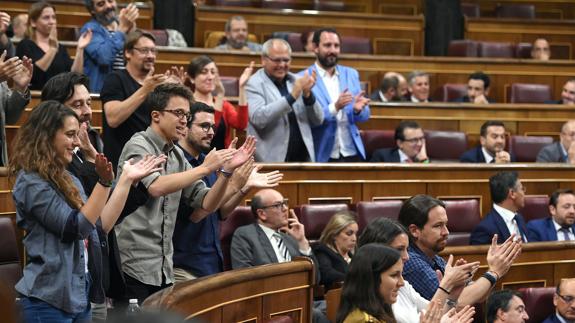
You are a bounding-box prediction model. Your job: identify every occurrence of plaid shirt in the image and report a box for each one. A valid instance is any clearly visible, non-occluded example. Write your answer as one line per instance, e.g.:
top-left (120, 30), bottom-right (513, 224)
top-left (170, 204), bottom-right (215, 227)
top-left (402, 244), bottom-right (446, 300)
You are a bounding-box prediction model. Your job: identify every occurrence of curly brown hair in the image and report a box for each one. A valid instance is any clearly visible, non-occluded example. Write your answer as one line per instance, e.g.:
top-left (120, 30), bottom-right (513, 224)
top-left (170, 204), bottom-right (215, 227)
top-left (9, 100), bottom-right (83, 209)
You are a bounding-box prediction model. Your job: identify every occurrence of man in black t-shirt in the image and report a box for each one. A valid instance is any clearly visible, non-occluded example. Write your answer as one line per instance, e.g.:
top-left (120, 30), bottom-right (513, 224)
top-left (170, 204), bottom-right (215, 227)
top-left (100, 30), bottom-right (168, 170)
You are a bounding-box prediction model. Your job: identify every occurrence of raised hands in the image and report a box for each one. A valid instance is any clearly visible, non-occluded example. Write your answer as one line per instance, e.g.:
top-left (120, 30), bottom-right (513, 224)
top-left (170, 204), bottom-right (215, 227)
top-left (486, 234), bottom-right (522, 279)
top-left (285, 209), bottom-right (308, 245)
top-left (420, 300), bottom-right (443, 323)
top-left (165, 66), bottom-right (186, 84)
top-left (12, 56), bottom-right (32, 91)
top-left (0, 51), bottom-right (22, 83)
top-left (223, 136), bottom-right (256, 172)
top-left (203, 147), bottom-right (236, 173)
top-left (118, 3), bottom-right (139, 34)
top-left (439, 254), bottom-right (480, 291)
top-left (352, 91), bottom-right (370, 113)
top-left (76, 29), bottom-right (93, 50)
top-left (142, 67), bottom-right (168, 92)
top-left (0, 12), bottom-right (10, 34)
top-left (95, 153), bottom-right (114, 185)
top-left (121, 154), bottom-right (166, 183)
top-left (440, 305), bottom-right (475, 323)
top-left (245, 165), bottom-right (283, 189)
top-left (293, 70), bottom-right (317, 99)
top-left (335, 89), bottom-right (353, 111)
top-left (48, 25), bottom-right (59, 49)
top-left (239, 61), bottom-right (255, 88)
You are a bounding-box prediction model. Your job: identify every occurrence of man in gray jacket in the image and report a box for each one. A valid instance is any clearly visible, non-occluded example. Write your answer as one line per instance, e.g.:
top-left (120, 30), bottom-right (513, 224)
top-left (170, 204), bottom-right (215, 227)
top-left (246, 38), bottom-right (323, 162)
top-left (537, 120), bottom-right (575, 163)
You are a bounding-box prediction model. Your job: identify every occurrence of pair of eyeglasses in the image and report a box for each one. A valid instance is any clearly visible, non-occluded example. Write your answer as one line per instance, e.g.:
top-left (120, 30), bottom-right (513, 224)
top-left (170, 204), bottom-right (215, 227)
top-left (163, 109), bottom-right (192, 122)
top-left (265, 55), bottom-right (291, 64)
top-left (191, 122), bottom-right (217, 133)
top-left (557, 293), bottom-right (575, 305)
top-left (132, 47), bottom-right (158, 55)
top-left (260, 200), bottom-right (289, 210)
top-left (402, 137), bottom-right (425, 144)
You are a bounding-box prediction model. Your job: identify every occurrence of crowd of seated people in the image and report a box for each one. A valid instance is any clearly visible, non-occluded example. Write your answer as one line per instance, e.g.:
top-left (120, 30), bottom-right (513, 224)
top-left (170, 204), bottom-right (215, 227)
top-left (2, 1), bottom-right (575, 322)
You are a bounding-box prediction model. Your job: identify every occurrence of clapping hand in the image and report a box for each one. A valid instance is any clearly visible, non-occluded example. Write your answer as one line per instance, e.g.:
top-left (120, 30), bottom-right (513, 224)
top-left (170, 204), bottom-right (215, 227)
top-left (121, 154), bottom-right (166, 183)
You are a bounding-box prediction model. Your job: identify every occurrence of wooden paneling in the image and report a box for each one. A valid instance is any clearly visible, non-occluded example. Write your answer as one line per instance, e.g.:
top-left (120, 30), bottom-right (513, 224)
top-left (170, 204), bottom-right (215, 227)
top-left (143, 259), bottom-right (315, 323)
top-left (465, 18), bottom-right (575, 59)
top-left (194, 5), bottom-right (424, 56)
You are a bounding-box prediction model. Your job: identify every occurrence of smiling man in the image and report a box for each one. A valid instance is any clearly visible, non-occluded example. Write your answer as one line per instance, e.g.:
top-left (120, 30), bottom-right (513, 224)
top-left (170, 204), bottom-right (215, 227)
top-left (214, 16), bottom-right (262, 52)
top-left (82, 0), bottom-right (139, 92)
top-left (246, 38), bottom-right (323, 162)
top-left (371, 120), bottom-right (429, 163)
top-left (407, 70), bottom-right (431, 103)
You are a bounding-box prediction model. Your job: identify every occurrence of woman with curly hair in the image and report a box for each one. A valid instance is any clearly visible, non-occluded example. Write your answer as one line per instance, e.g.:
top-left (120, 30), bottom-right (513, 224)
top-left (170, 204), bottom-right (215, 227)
top-left (11, 101), bottom-right (162, 322)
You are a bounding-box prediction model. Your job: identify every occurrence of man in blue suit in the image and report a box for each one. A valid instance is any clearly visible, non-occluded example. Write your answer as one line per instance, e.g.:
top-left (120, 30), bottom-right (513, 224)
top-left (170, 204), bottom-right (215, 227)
top-left (527, 189), bottom-right (575, 242)
top-left (370, 120), bottom-right (429, 163)
top-left (460, 120), bottom-right (515, 163)
top-left (543, 279), bottom-right (575, 323)
top-left (470, 171), bottom-right (529, 245)
top-left (303, 28), bottom-right (370, 162)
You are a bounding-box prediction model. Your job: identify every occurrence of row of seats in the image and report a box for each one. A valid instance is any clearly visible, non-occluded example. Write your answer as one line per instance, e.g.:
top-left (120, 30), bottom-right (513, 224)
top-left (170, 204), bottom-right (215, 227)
top-left (462, 3), bottom-right (536, 19)
top-left (360, 129), bottom-right (554, 162)
top-left (219, 195), bottom-right (551, 269)
top-left (448, 40), bottom-right (540, 58)
top-left (435, 82), bottom-right (553, 103)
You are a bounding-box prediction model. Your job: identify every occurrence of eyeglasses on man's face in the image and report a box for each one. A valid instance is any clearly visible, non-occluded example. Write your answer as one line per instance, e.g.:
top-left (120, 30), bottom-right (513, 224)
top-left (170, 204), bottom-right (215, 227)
top-left (132, 47), bottom-right (158, 55)
top-left (260, 199), bottom-right (289, 211)
top-left (191, 122), bottom-right (217, 133)
top-left (163, 109), bottom-right (192, 122)
top-left (265, 55), bottom-right (291, 64)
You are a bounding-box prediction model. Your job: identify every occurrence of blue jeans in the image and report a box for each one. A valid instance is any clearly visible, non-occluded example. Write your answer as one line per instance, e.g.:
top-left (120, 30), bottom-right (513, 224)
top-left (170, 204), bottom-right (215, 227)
top-left (19, 273), bottom-right (92, 323)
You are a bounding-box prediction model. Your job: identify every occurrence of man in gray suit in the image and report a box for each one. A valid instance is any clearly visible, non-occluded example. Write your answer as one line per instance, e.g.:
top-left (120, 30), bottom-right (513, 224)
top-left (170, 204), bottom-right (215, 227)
top-left (246, 38), bottom-right (323, 162)
top-left (230, 188), bottom-right (314, 269)
top-left (537, 120), bottom-right (575, 163)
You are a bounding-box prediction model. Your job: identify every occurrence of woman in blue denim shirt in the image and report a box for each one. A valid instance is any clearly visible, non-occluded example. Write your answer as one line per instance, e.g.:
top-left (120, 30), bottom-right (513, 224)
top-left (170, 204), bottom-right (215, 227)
top-left (10, 101), bottom-right (164, 322)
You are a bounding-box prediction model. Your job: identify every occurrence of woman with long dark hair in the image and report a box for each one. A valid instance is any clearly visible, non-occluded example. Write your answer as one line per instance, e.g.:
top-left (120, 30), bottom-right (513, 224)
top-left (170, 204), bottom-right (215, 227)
top-left (11, 101), bottom-right (162, 322)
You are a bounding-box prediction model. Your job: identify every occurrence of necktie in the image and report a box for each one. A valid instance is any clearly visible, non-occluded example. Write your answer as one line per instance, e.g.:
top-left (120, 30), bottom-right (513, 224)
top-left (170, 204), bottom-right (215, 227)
top-left (512, 215), bottom-right (525, 242)
top-left (273, 233), bottom-right (291, 262)
top-left (560, 227), bottom-right (572, 241)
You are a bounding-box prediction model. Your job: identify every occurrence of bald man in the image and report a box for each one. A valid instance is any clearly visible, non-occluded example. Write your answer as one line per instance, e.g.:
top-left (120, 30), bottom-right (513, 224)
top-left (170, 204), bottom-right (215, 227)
top-left (537, 120), bottom-right (575, 163)
top-left (543, 278), bottom-right (575, 323)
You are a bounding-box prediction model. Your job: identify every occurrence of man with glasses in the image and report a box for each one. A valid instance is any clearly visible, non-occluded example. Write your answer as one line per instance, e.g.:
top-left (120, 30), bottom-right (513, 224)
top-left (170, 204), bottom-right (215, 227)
top-left (82, 0), bottom-right (139, 92)
top-left (471, 171), bottom-right (529, 245)
top-left (101, 30), bottom-right (171, 170)
top-left (173, 102), bottom-right (282, 282)
top-left (527, 189), bottom-right (575, 242)
top-left (246, 38), bottom-right (323, 162)
top-left (461, 120), bottom-right (514, 163)
top-left (537, 120), bottom-right (575, 163)
top-left (303, 28), bottom-right (370, 162)
top-left (230, 188), bottom-right (315, 268)
top-left (116, 83), bottom-right (255, 304)
top-left (544, 278), bottom-right (575, 323)
top-left (371, 120), bottom-right (429, 162)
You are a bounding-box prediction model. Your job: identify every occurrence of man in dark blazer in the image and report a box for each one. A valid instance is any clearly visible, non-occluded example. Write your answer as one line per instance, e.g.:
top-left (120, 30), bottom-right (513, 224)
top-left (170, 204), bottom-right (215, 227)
top-left (460, 120), bottom-right (515, 163)
top-left (371, 120), bottom-right (429, 163)
top-left (451, 72), bottom-right (494, 104)
top-left (470, 171), bottom-right (529, 245)
top-left (547, 79), bottom-right (575, 105)
top-left (527, 189), bottom-right (575, 242)
top-left (231, 188), bottom-right (316, 269)
top-left (542, 279), bottom-right (575, 323)
top-left (537, 120), bottom-right (575, 163)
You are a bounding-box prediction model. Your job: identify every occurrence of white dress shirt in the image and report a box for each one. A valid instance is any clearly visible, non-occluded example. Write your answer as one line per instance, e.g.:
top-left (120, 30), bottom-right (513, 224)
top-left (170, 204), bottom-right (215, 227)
top-left (493, 204), bottom-right (527, 242)
top-left (482, 147), bottom-right (495, 163)
top-left (553, 219), bottom-right (575, 241)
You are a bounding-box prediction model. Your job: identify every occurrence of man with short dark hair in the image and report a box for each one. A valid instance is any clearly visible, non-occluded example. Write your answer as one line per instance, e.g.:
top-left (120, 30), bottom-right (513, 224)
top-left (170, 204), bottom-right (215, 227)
top-left (531, 38), bottom-right (551, 61)
top-left (370, 73), bottom-right (400, 103)
top-left (101, 30), bottom-right (171, 169)
top-left (303, 27), bottom-right (370, 162)
top-left (214, 16), bottom-right (262, 52)
top-left (407, 70), bottom-right (430, 103)
top-left (172, 102), bottom-right (282, 281)
top-left (398, 194), bottom-right (521, 302)
top-left (486, 290), bottom-right (529, 323)
top-left (549, 79), bottom-right (575, 105)
top-left (543, 278), bottom-right (575, 323)
top-left (81, 0), bottom-right (139, 92)
top-left (371, 120), bottom-right (429, 163)
top-left (527, 189), bottom-right (575, 241)
top-left (460, 120), bottom-right (514, 163)
top-left (537, 120), bottom-right (575, 163)
top-left (452, 72), bottom-right (493, 104)
top-left (116, 83), bottom-right (254, 302)
top-left (470, 171), bottom-right (529, 245)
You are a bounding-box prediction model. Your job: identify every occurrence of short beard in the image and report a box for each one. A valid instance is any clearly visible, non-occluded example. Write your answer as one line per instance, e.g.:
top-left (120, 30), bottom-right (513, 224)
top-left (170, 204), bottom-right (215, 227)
top-left (317, 54), bottom-right (338, 69)
top-left (227, 37), bottom-right (246, 50)
top-left (93, 10), bottom-right (118, 26)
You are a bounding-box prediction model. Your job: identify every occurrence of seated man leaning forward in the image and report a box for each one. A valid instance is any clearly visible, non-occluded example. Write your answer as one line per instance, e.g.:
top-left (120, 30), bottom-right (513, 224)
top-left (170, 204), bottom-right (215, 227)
top-left (542, 278), bottom-right (575, 323)
top-left (537, 120), bottom-right (575, 163)
top-left (115, 83), bottom-right (255, 303)
top-left (371, 120), bottom-right (429, 163)
top-left (452, 72), bottom-right (493, 104)
top-left (460, 120), bottom-right (515, 163)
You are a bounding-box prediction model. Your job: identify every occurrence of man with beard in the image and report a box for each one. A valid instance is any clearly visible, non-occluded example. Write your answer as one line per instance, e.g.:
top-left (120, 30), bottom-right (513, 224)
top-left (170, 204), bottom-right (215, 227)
top-left (398, 194), bottom-right (522, 301)
top-left (303, 28), bottom-right (370, 162)
top-left (460, 120), bottom-right (514, 163)
top-left (470, 171), bottom-right (529, 245)
top-left (172, 102), bottom-right (283, 282)
top-left (215, 16), bottom-right (262, 52)
top-left (101, 30), bottom-right (169, 170)
top-left (527, 189), bottom-right (575, 242)
top-left (452, 72), bottom-right (493, 104)
top-left (543, 279), bottom-right (575, 323)
top-left (82, 0), bottom-right (139, 92)
top-left (370, 73), bottom-right (401, 103)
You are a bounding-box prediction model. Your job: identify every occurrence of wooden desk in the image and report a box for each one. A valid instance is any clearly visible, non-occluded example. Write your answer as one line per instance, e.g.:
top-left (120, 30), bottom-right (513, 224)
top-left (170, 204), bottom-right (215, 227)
top-left (441, 241), bottom-right (575, 290)
top-left (2, 0), bottom-right (153, 33)
top-left (144, 259), bottom-right (315, 322)
top-left (465, 17), bottom-right (575, 60)
top-left (194, 5), bottom-right (425, 56)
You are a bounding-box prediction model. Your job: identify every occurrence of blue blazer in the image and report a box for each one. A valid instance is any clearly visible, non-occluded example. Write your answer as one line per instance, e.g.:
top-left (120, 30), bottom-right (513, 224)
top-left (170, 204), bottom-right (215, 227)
top-left (542, 314), bottom-right (562, 323)
top-left (460, 146), bottom-right (517, 163)
top-left (303, 65), bottom-right (370, 162)
top-left (470, 208), bottom-right (529, 245)
top-left (527, 217), bottom-right (575, 242)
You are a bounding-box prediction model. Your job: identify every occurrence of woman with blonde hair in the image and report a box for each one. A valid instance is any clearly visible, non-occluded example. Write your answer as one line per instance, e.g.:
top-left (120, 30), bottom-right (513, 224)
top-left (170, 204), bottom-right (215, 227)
top-left (16, 1), bottom-right (92, 89)
top-left (314, 210), bottom-right (358, 289)
top-left (11, 101), bottom-right (162, 322)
